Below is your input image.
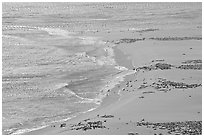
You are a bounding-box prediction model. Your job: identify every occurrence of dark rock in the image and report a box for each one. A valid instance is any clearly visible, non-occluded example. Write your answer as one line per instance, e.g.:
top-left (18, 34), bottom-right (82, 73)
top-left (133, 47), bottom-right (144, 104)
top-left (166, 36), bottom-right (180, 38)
top-left (100, 115), bottom-right (114, 118)
top-left (128, 132), bottom-right (139, 135)
top-left (84, 118), bottom-right (90, 122)
top-left (60, 123), bottom-right (66, 128)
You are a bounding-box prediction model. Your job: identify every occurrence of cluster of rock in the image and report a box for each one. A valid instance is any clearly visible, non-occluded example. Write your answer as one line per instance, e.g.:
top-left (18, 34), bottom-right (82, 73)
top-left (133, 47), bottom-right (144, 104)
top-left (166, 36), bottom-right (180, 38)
top-left (67, 114), bottom-right (114, 131)
top-left (128, 132), bottom-right (139, 135)
top-left (70, 120), bottom-right (106, 131)
top-left (136, 120), bottom-right (202, 135)
top-left (135, 28), bottom-right (159, 33)
top-left (138, 78), bottom-right (201, 91)
top-left (100, 114), bottom-right (114, 118)
top-left (149, 36), bottom-right (202, 41)
top-left (177, 59), bottom-right (202, 70)
top-left (152, 78), bottom-right (201, 91)
top-left (135, 59), bottom-right (202, 72)
top-left (151, 59), bottom-right (165, 62)
top-left (114, 38), bottom-right (145, 44)
top-left (154, 63), bottom-right (173, 70)
top-left (182, 59), bottom-right (202, 64)
top-left (109, 36), bottom-right (201, 45)
top-left (138, 84), bottom-right (148, 89)
top-left (177, 64), bottom-right (202, 70)
top-left (142, 91), bottom-right (155, 94)
top-left (136, 63), bottom-right (173, 71)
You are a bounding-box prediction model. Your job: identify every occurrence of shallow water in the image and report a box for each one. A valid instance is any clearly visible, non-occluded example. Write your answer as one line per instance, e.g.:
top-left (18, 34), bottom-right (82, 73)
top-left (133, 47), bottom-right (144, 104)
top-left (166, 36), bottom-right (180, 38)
top-left (2, 2), bottom-right (201, 134)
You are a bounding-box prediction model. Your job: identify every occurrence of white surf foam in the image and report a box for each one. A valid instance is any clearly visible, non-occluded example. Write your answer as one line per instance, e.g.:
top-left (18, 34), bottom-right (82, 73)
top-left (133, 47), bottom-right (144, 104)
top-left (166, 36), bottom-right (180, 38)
top-left (11, 125), bottom-right (48, 135)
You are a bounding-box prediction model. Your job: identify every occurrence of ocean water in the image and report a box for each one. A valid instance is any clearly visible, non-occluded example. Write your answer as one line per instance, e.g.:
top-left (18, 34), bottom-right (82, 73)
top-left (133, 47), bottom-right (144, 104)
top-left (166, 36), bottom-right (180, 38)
top-left (2, 2), bottom-right (201, 134)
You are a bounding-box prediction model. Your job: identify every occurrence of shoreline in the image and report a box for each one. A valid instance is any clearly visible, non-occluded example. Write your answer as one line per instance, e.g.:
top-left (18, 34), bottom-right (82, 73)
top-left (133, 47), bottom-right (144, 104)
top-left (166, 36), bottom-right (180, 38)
top-left (22, 72), bottom-right (132, 135)
top-left (26, 37), bottom-right (201, 135)
top-left (10, 38), bottom-right (134, 135)
top-left (22, 31), bottom-right (202, 135)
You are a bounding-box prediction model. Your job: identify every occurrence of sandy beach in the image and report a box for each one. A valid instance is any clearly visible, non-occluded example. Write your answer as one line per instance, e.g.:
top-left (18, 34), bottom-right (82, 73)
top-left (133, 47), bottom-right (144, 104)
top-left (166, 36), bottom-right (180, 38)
top-left (24, 24), bottom-right (202, 135)
top-left (2, 3), bottom-right (202, 135)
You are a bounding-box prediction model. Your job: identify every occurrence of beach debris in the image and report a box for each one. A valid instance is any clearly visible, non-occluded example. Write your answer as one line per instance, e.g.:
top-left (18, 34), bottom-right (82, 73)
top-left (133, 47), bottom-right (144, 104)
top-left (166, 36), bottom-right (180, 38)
top-left (135, 120), bottom-right (202, 135)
